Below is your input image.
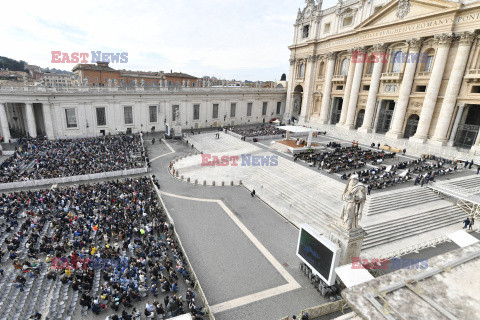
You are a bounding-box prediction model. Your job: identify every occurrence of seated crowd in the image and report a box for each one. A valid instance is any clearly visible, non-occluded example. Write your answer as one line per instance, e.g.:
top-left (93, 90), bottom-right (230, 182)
top-left (227, 124), bottom-right (285, 137)
top-left (0, 135), bottom-right (146, 183)
top-left (0, 177), bottom-right (205, 319)
top-left (294, 144), bottom-right (395, 173)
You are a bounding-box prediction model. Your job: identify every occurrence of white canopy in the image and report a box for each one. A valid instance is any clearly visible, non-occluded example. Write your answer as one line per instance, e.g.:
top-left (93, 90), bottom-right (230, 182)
top-left (335, 263), bottom-right (374, 288)
top-left (276, 125), bottom-right (318, 133)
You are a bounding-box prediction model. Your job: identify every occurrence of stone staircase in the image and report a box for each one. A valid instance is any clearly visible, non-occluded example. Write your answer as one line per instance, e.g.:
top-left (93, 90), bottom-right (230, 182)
top-left (364, 188), bottom-right (442, 216)
top-left (441, 175), bottom-right (480, 194)
top-left (362, 204), bottom-right (466, 250)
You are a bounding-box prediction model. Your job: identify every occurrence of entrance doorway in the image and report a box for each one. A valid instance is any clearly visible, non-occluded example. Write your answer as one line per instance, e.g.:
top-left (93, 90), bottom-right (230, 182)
top-left (355, 109), bottom-right (365, 129)
top-left (375, 100), bottom-right (395, 134)
top-left (403, 114), bottom-right (419, 139)
top-left (330, 97), bottom-right (343, 125)
top-left (454, 104), bottom-right (480, 149)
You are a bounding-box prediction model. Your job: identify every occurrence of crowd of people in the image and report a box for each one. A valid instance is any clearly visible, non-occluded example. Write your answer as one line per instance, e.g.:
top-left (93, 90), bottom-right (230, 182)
top-left (293, 144), bottom-right (395, 173)
top-left (0, 135), bottom-right (147, 183)
top-left (228, 124), bottom-right (285, 137)
top-left (0, 177), bottom-right (205, 319)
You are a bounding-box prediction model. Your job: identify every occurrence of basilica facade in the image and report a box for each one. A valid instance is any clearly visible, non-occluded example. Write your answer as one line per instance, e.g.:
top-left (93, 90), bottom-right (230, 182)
top-left (286, 0), bottom-right (480, 153)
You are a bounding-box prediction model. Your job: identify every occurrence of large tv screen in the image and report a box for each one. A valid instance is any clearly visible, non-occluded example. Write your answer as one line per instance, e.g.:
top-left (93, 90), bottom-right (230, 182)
top-left (296, 224), bottom-right (340, 285)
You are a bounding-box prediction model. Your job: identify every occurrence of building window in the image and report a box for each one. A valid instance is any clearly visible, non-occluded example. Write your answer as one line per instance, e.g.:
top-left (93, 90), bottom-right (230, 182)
top-left (424, 54), bottom-right (434, 72)
top-left (416, 85), bottom-right (427, 92)
top-left (340, 58), bottom-right (349, 75)
top-left (149, 106), bottom-right (158, 123)
top-left (65, 108), bottom-right (77, 128)
top-left (247, 103), bottom-right (253, 117)
top-left (262, 102), bottom-right (268, 116)
top-left (230, 103), bottom-right (236, 118)
top-left (276, 102), bottom-right (282, 114)
top-left (392, 51), bottom-right (404, 73)
top-left (212, 104), bottom-right (219, 118)
top-left (363, 85), bottom-right (370, 91)
top-left (303, 25), bottom-right (310, 38)
top-left (193, 104), bottom-right (200, 120)
top-left (342, 16), bottom-right (353, 27)
top-left (124, 106), bottom-right (133, 124)
top-left (298, 63), bottom-right (305, 78)
top-left (96, 107), bottom-right (106, 126)
top-left (172, 105), bottom-right (179, 121)
top-left (324, 23), bottom-right (331, 33)
top-left (94, 77), bottom-right (98, 82)
top-left (318, 62), bottom-right (325, 77)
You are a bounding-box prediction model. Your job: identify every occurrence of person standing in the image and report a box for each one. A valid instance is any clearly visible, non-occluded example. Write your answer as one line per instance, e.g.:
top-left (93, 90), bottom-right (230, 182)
top-left (469, 217), bottom-right (474, 230)
top-left (469, 160), bottom-right (474, 169)
top-left (463, 217), bottom-right (470, 229)
top-left (477, 165), bottom-right (480, 175)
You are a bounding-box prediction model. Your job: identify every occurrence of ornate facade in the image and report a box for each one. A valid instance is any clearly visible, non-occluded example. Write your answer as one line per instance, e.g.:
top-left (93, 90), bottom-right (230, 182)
top-left (286, 0), bottom-right (480, 153)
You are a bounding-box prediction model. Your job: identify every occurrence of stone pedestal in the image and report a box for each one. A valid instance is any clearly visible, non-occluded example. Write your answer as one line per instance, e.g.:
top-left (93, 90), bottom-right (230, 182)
top-left (329, 222), bottom-right (367, 266)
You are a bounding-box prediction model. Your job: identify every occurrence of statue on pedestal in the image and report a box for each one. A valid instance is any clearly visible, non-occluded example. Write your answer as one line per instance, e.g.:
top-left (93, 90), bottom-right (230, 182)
top-left (182, 79), bottom-right (186, 87)
top-left (187, 80), bottom-right (190, 87)
top-left (134, 79), bottom-right (138, 88)
top-left (140, 79), bottom-right (145, 87)
top-left (113, 79), bottom-right (118, 87)
top-left (340, 174), bottom-right (366, 230)
top-left (107, 78), bottom-right (112, 87)
top-left (23, 75), bottom-right (28, 86)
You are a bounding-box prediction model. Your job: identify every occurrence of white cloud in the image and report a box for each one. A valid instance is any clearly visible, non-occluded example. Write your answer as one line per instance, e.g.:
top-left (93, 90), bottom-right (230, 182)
top-left (0, 0), bottom-right (337, 80)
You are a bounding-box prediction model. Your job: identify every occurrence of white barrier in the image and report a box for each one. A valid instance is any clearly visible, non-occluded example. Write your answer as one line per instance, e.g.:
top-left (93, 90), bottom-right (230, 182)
top-left (0, 166), bottom-right (148, 190)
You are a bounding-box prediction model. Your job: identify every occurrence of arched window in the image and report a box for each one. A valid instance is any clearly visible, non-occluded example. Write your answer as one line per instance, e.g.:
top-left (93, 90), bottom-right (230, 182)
top-left (298, 63), bottom-right (305, 78)
top-left (423, 50), bottom-right (435, 72)
top-left (391, 51), bottom-right (404, 73)
top-left (318, 62), bottom-right (325, 77)
top-left (340, 58), bottom-right (349, 75)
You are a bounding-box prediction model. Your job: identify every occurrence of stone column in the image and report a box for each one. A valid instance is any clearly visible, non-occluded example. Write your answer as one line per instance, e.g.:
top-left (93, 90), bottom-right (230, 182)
top-left (42, 103), bottom-right (55, 139)
top-left (411, 33), bottom-right (453, 143)
top-left (338, 50), bottom-right (356, 126)
top-left (385, 38), bottom-right (422, 139)
top-left (319, 53), bottom-right (336, 124)
top-left (299, 55), bottom-right (318, 124)
top-left (431, 32), bottom-right (475, 145)
top-left (447, 104), bottom-right (465, 146)
top-left (0, 103), bottom-right (11, 142)
top-left (344, 47), bottom-right (366, 129)
top-left (359, 43), bottom-right (386, 133)
top-left (25, 103), bottom-right (37, 138)
top-left (284, 59), bottom-right (296, 121)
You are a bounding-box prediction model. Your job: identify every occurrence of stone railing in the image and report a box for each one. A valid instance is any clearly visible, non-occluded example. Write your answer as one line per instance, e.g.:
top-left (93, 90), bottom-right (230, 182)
top-left (416, 71), bottom-right (431, 78)
top-left (362, 74), bottom-right (372, 80)
top-left (279, 299), bottom-right (349, 320)
top-left (0, 85), bottom-right (286, 95)
top-left (380, 72), bottom-right (403, 82)
top-left (332, 75), bottom-right (347, 82)
top-left (465, 69), bottom-right (480, 82)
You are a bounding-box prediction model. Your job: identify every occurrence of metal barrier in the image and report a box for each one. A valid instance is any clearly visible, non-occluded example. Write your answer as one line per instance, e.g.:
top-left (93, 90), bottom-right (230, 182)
top-left (151, 177), bottom-right (215, 320)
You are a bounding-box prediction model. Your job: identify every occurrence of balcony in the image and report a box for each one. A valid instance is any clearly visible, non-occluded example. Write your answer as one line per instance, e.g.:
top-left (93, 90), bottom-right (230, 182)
top-left (332, 74), bottom-right (347, 83)
top-left (362, 74), bottom-right (372, 80)
top-left (465, 69), bottom-right (480, 83)
top-left (416, 71), bottom-right (431, 80)
top-left (381, 72), bottom-right (403, 83)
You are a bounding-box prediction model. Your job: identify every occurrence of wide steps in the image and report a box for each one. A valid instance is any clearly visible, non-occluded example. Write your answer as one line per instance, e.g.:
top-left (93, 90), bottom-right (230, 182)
top-left (362, 206), bottom-right (465, 249)
top-left (365, 188), bottom-right (442, 216)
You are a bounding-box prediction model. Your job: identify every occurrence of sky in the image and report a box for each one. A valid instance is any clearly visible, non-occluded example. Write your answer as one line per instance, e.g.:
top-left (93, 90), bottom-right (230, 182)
top-left (1, 0), bottom-right (338, 81)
